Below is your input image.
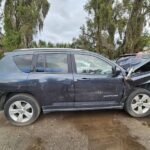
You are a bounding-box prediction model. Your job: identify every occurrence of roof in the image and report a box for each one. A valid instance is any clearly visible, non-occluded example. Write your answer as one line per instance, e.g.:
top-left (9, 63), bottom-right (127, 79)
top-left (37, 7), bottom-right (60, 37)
top-left (5, 48), bottom-right (95, 57)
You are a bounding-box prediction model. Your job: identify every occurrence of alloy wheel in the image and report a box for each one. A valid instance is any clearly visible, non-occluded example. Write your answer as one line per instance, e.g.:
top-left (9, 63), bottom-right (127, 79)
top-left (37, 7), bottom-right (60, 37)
top-left (8, 101), bottom-right (33, 123)
top-left (131, 94), bottom-right (150, 115)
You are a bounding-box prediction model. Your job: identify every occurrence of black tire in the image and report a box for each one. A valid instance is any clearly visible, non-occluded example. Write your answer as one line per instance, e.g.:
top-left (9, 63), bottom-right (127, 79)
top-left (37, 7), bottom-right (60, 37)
top-left (4, 94), bottom-right (41, 126)
top-left (125, 88), bottom-right (150, 117)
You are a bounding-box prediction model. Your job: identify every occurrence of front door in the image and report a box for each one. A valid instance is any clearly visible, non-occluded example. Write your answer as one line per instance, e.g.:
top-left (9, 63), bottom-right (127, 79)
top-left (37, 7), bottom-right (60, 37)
top-left (73, 53), bottom-right (124, 107)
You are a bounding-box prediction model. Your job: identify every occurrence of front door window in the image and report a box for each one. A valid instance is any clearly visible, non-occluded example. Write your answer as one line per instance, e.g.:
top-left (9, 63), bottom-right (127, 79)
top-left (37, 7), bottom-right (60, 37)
top-left (75, 54), bottom-right (112, 76)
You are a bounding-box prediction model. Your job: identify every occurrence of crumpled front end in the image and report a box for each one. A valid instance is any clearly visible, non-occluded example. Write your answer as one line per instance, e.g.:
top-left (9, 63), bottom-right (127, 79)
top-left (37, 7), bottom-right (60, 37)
top-left (127, 72), bottom-right (150, 90)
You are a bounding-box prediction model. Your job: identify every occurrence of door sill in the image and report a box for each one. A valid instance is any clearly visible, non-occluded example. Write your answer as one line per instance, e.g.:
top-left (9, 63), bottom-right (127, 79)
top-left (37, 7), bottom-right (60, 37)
top-left (42, 105), bottom-right (123, 114)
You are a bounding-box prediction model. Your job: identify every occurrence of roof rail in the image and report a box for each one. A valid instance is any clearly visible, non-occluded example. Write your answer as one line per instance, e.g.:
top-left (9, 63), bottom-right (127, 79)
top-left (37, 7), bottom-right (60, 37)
top-left (14, 48), bottom-right (73, 51)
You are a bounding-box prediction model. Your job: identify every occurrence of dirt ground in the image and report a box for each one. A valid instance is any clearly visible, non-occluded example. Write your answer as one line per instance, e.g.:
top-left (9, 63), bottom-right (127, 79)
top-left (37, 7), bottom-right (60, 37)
top-left (0, 110), bottom-right (150, 150)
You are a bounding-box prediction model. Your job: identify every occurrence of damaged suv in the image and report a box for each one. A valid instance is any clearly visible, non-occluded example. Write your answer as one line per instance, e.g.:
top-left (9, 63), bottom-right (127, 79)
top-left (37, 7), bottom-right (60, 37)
top-left (0, 48), bottom-right (149, 126)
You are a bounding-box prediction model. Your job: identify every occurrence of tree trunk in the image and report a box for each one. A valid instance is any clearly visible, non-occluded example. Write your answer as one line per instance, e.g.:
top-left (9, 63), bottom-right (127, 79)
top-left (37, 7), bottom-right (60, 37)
top-left (122, 0), bottom-right (144, 54)
top-left (94, 7), bottom-right (102, 53)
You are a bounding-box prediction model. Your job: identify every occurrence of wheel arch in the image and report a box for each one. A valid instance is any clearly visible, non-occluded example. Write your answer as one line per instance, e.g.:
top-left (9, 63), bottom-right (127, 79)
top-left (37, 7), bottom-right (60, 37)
top-left (0, 92), bottom-right (41, 110)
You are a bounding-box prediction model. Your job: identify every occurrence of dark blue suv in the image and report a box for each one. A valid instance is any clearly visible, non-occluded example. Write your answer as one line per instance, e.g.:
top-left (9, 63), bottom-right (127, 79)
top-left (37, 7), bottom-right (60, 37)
top-left (0, 48), bottom-right (150, 126)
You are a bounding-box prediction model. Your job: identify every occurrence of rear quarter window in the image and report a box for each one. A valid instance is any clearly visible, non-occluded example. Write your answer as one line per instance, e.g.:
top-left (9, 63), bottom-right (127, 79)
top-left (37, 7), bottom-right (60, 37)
top-left (13, 55), bottom-right (33, 73)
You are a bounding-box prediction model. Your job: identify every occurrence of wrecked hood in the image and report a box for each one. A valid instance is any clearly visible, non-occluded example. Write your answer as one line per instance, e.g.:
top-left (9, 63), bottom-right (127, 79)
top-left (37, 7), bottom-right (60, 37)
top-left (125, 59), bottom-right (150, 86)
top-left (133, 59), bottom-right (150, 72)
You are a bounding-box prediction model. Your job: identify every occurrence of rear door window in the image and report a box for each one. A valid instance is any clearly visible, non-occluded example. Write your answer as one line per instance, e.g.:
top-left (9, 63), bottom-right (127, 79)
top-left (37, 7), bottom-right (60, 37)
top-left (13, 55), bottom-right (33, 73)
top-left (36, 53), bottom-right (68, 74)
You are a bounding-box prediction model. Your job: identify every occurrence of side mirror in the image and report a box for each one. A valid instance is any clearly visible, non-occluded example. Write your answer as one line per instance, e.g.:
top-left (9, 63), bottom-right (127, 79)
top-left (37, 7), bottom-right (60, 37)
top-left (112, 66), bottom-right (121, 76)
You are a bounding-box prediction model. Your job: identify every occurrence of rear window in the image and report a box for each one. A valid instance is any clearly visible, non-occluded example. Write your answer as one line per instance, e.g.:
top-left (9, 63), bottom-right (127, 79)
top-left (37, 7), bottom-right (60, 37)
top-left (0, 55), bottom-right (17, 73)
top-left (13, 55), bottom-right (33, 73)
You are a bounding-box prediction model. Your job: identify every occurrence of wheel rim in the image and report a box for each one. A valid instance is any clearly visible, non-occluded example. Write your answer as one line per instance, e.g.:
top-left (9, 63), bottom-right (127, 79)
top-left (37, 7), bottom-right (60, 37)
top-left (9, 101), bottom-right (33, 123)
top-left (131, 94), bottom-right (150, 115)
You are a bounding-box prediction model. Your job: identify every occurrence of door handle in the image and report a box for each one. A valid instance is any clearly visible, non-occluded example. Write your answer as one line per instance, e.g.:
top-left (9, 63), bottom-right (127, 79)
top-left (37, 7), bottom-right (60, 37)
top-left (82, 77), bottom-right (88, 80)
top-left (74, 78), bottom-right (89, 82)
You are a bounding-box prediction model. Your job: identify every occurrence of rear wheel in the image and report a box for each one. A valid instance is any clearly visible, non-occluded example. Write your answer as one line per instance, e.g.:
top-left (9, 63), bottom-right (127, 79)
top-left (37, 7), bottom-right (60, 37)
top-left (125, 88), bottom-right (150, 117)
top-left (4, 94), bottom-right (41, 126)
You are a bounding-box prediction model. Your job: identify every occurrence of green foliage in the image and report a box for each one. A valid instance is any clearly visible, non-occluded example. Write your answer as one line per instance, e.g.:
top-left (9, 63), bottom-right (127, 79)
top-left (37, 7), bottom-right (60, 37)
top-left (73, 0), bottom-right (150, 58)
top-left (3, 31), bottom-right (21, 51)
top-left (31, 40), bottom-right (72, 49)
top-left (136, 34), bottom-right (150, 51)
top-left (2, 0), bottom-right (50, 51)
top-left (38, 40), bottom-right (47, 48)
top-left (31, 41), bottom-right (37, 48)
top-left (72, 25), bottom-right (94, 50)
top-left (121, 0), bottom-right (150, 53)
top-left (47, 42), bottom-right (54, 48)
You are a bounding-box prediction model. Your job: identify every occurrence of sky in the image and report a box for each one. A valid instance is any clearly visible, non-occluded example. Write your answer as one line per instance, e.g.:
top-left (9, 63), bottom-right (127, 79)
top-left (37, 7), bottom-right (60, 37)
top-left (34, 0), bottom-right (87, 44)
top-left (0, 0), bottom-right (6, 34)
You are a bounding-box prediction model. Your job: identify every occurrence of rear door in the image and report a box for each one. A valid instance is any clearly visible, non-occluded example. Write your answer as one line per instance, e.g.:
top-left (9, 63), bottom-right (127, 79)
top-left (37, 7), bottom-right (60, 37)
top-left (28, 52), bottom-right (75, 110)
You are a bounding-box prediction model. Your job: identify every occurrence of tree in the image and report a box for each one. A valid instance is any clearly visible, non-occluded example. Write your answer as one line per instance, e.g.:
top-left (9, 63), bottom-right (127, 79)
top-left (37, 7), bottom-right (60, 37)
top-left (47, 42), bottom-right (54, 48)
top-left (3, 0), bottom-right (50, 50)
top-left (73, 0), bottom-right (126, 58)
top-left (55, 43), bottom-right (72, 48)
top-left (38, 40), bottom-right (47, 47)
top-left (122, 0), bottom-right (150, 53)
top-left (31, 41), bottom-right (38, 48)
top-left (84, 0), bottom-right (127, 53)
top-left (72, 25), bottom-right (94, 50)
top-left (73, 0), bottom-right (150, 58)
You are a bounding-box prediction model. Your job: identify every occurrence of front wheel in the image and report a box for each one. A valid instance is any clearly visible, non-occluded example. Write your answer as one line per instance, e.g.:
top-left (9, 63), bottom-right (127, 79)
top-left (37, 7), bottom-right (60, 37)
top-left (125, 88), bottom-right (150, 117)
top-left (4, 94), bottom-right (41, 126)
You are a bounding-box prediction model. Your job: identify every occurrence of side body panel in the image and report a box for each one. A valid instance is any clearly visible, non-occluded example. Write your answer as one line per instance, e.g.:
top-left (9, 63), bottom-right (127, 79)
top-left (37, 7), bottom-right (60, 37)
top-left (27, 73), bottom-right (74, 108)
